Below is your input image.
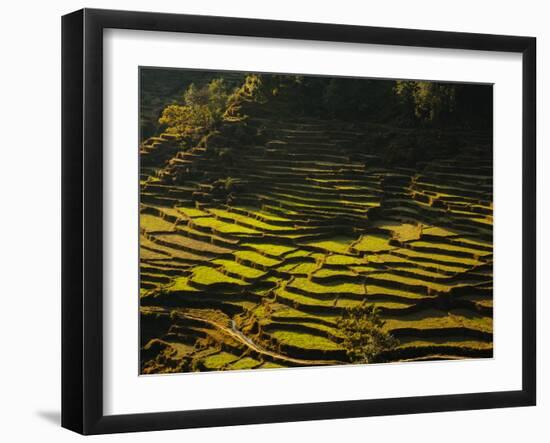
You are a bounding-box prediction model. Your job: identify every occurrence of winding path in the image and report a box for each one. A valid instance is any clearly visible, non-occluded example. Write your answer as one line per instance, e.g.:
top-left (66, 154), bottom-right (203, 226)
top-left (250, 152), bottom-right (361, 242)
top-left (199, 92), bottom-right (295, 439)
top-left (173, 310), bottom-right (341, 367)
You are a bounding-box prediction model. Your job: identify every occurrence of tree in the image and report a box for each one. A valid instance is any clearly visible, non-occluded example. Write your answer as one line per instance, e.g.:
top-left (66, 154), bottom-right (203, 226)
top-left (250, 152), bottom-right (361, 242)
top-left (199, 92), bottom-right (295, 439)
top-left (158, 102), bottom-right (214, 140)
top-left (337, 304), bottom-right (399, 364)
top-left (395, 81), bottom-right (457, 125)
top-left (158, 78), bottom-right (230, 140)
top-left (224, 74), bottom-right (269, 121)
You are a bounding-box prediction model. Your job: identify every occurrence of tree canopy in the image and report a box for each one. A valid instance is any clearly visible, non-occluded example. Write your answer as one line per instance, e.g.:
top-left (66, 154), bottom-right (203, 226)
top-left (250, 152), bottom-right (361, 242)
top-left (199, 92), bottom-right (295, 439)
top-left (337, 305), bottom-right (399, 364)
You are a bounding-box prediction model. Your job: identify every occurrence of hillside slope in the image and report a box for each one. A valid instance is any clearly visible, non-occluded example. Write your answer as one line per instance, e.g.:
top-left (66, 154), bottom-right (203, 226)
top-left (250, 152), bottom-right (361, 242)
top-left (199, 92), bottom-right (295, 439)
top-left (139, 110), bottom-right (493, 373)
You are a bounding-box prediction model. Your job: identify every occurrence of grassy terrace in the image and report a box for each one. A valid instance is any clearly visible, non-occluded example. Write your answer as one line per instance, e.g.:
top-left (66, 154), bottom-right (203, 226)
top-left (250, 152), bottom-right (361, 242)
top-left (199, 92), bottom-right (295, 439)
top-left (275, 286), bottom-right (415, 312)
top-left (352, 235), bottom-right (393, 252)
top-left (275, 286), bottom-right (363, 309)
top-left (241, 243), bottom-right (297, 257)
top-left (153, 233), bottom-right (232, 256)
top-left (235, 250), bottom-right (282, 268)
top-left (189, 266), bottom-right (249, 287)
top-left (209, 208), bottom-right (290, 231)
top-left (269, 330), bottom-right (341, 351)
top-left (213, 259), bottom-right (266, 280)
top-left (141, 214), bottom-right (176, 232)
top-left (390, 248), bottom-right (482, 268)
top-left (191, 217), bottom-right (262, 235)
top-left (140, 114), bottom-right (493, 373)
top-left (202, 352), bottom-right (240, 370)
top-left (301, 236), bottom-right (356, 254)
top-left (408, 240), bottom-right (492, 257)
top-left (289, 277), bottom-right (365, 295)
top-left (383, 309), bottom-right (493, 334)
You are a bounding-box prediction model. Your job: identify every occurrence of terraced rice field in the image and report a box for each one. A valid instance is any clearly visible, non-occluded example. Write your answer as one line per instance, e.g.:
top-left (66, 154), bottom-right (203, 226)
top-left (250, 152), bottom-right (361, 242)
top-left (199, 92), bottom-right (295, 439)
top-left (139, 115), bottom-right (493, 374)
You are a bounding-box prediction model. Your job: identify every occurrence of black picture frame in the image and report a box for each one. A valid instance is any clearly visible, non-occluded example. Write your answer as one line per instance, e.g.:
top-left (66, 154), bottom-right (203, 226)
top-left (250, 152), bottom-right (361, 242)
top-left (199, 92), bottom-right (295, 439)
top-left (61, 8), bottom-right (537, 435)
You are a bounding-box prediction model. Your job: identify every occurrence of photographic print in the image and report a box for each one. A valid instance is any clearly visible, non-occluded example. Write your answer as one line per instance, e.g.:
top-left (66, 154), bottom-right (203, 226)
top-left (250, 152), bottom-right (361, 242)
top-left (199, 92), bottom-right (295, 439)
top-left (139, 68), bottom-right (493, 375)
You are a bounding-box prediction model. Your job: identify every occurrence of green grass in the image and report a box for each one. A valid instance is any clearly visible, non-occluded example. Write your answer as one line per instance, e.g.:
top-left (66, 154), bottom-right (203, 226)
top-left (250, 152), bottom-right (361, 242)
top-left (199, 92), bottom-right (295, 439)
top-left (410, 240), bottom-right (492, 256)
top-left (235, 250), bottom-right (282, 268)
top-left (213, 259), bottom-right (266, 279)
top-left (168, 277), bottom-right (198, 292)
top-left (228, 357), bottom-right (261, 370)
top-left (284, 249), bottom-right (311, 259)
top-left (262, 204), bottom-right (300, 217)
top-left (285, 262), bottom-right (319, 275)
top-left (392, 266), bottom-right (449, 279)
top-left (350, 265), bottom-right (378, 274)
top-left (140, 235), bottom-right (208, 261)
top-left (352, 235), bottom-right (392, 252)
top-left (190, 266), bottom-right (248, 286)
top-left (277, 262), bottom-right (301, 272)
top-left (241, 243), bottom-right (296, 257)
top-left (140, 214), bottom-right (175, 232)
top-left (294, 321), bottom-right (341, 337)
top-left (139, 115), bottom-right (493, 372)
top-left (289, 278), bottom-right (366, 295)
top-left (154, 233), bottom-right (232, 254)
top-left (276, 287), bottom-right (361, 308)
top-left (302, 236), bottom-right (356, 254)
top-left (393, 248), bottom-right (481, 267)
top-left (202, 352), bottom-right (240, 369)
top-left (397, 337), bottom-right (493, 350)
top-left (177, 206), bottom-right (209, 218)
top-left (375, 222), bottom-right (422, 241)
top-left (209, 209), bottom-right (284, 231)
top-left (384, 309), bottom-right (493, 333)
top-left (313, 268), bottom-right (357, 278)
top-left (269, 305), bottom-right (338, 324)
top-left (366, 253), bottom-right (468, 273)
top-left (140, 246), bottom-right (170, 260)
top-left (192, 217), bottom-right (260, 235)
top-left (364, 253), bottom-right (408, 264)
top-left (368, 272), bottom-right (453, 293)
top-left (270, 330), bottom-right (340, 351)
top-left (365, 284), bottom-right (432, 300)
top-left (422, 226), bottom-right (458, 237)
top-left (259, 362), bottom-right (286, 369)
top-left (157, 207), bottom-right (187, 220)
top-left (241, 208), bottom-right (292, 222)
top-left (325, 254), bottom-right (364, 265)
top-left (174, 225), bottom-right (238, 247)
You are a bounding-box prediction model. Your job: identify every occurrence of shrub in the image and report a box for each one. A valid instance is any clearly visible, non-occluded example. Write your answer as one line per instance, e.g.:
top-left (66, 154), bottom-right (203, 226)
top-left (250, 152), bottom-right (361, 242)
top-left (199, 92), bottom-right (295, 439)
top-left (158, 78), bottom-right (231, 141)
top-left (337, 304), bottom-right (398, 364)
top-left (224, 74), bottom-right (269, 121)
top-left (159, 103), bottom-right (214, 140)
top-left (395, 81), bottom-right (457, 126)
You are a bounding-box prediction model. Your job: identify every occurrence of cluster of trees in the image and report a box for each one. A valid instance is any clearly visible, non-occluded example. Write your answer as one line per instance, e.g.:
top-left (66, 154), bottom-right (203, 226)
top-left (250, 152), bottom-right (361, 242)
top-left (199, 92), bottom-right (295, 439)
top-left (252, 74), bottom-right (492, 130)
top-left (158, 74), bottom-right (268, 145)
top-left (156, 75), bottom-right (267, 195)
top-left (394, 80), bottom-right (492, 129)
top-left (157, 72), bottom-right (492, 140)
top-left (158, 78), bottom-right (231, 142)
top-left (155, 72), bottom-right (492, 170)
top-left (337, 304), bottom-right (399, 364)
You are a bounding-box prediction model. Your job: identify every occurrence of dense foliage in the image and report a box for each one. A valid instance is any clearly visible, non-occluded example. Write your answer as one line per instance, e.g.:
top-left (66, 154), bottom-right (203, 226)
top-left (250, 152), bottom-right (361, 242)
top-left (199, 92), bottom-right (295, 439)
top-left (152, 71), bottom-right (492, 172)
top-left (230, 74), bottom-right (492, 130)
top-left (155, 72), bottom-right (492, 140)
top-left (158, 78), bottom-right (230, 141)
top-left (139, 69), bottom-right (494, 374)
top-left (337, 305), bottom-right (399, 364)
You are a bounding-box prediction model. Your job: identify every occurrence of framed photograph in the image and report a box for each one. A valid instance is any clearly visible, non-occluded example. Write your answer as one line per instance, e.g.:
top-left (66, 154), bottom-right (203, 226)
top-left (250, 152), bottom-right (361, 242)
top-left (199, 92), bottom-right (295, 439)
top-left (61, 8), bottom-right (536, 435)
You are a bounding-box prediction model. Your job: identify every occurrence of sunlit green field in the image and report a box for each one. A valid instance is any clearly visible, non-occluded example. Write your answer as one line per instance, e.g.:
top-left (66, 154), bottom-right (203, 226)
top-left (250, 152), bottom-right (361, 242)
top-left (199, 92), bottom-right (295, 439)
top-left (139, 70), bottom-right (493, 374)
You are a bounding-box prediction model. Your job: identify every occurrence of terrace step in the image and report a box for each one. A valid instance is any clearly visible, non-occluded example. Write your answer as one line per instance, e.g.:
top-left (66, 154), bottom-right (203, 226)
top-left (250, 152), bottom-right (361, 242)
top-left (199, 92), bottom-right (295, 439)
top-left (140, 107), bottom-right (493, 371)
